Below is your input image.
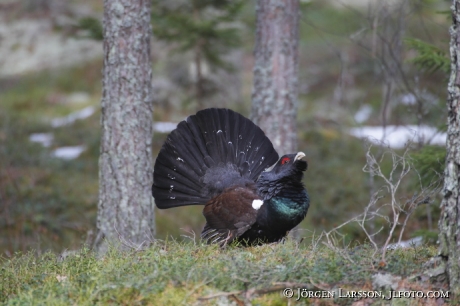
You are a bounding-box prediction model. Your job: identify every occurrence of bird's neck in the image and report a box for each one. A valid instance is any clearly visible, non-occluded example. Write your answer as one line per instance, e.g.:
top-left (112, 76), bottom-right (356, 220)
top-left (257, 188), bottom-right (309, 231)
top-left (256, 172), bottom-right (304, 199)
top-left (269, 188), bottom-right (309, 214)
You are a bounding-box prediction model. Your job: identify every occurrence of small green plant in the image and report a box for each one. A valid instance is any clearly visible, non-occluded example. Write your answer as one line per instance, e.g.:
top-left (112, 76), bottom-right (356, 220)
top-left (78, 17), bottom-right (103, 40)
top-left (406, 38), bottom-right (450, 74)
top-left (412, 145), bottom-right (445, 187)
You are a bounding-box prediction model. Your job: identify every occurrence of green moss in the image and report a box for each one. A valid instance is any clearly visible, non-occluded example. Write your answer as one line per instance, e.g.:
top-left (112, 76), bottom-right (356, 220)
top-left (0, 0), bottom-right (450, 274)
top-left (0, 242), bottom-right (439, 305)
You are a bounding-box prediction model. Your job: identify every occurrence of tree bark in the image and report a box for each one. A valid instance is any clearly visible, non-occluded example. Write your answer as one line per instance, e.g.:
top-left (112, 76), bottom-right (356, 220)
top-left (250, 0), bottom-right (299, 156)
top-left (96, 0), bottom-right (154, 253)
top-left (439, 0), bottom-right (460, 298)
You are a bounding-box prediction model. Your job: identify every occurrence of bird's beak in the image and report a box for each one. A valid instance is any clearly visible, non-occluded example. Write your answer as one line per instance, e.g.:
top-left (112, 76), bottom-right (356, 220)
top-left (295, 152), bottom-right (306, 161)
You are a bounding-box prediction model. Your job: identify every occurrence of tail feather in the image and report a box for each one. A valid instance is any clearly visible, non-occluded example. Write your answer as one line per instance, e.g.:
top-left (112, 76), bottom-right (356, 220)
top-left (152, 108), bottom-right (279, 209)
top-left (154, 161), bottom-right (202, 192)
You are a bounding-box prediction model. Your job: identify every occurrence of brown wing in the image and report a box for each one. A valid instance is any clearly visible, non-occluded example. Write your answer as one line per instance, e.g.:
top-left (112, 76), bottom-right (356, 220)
top-left (201, 185), bottom-right (261, 246)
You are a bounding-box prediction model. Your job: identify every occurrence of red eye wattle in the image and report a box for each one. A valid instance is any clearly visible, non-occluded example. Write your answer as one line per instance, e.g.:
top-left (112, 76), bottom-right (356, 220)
top-left (281, 157), bottom-right (290, 165)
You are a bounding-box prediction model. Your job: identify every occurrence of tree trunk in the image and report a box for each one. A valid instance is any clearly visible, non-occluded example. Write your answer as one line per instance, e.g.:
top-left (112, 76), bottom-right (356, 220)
top-left (439, 0), bottom-right (460, 298)
top-left (250, 0), bottom-right (299, 156)
top-left (96, 0), bottom-right (154, 253)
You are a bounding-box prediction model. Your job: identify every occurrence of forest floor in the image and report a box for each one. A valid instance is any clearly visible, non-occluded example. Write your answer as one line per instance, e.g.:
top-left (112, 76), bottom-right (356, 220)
top-left (0, 240), bottom-right (449, 305)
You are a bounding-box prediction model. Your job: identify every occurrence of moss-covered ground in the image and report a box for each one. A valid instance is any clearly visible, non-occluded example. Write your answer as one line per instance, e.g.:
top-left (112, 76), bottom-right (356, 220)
top-left (1, 240), bottom-right (445, 305)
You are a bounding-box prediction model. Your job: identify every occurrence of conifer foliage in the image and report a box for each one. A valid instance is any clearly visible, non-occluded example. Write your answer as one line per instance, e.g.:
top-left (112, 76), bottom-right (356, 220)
top-left (151, 0), bottom-right (244, 107)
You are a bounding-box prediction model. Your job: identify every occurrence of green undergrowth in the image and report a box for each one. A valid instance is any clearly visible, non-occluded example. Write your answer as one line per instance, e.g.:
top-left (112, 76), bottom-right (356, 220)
top-left (0, 240), bottom-right (439, 305)
top-left (0, 61), bottom-right (103, 254)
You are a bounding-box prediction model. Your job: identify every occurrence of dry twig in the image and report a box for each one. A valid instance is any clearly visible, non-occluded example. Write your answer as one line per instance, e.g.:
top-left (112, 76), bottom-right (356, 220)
top-left (322, 143), bottom-right (441, 264)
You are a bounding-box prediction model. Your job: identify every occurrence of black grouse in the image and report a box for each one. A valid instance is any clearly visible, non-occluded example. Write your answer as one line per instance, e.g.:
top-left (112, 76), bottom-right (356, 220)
top-left (152, 108), bottom-right (310, 246)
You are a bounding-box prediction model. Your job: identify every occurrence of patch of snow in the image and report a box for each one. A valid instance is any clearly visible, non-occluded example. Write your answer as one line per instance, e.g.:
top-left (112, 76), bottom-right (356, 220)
top-left (154, 122), bottom-right (177, 133)
top-left (349, 125), bottom-right (446, 148)
top-left (400, 93), bottom-right (417, 105)
top-left (29, 133), bottom-right (54, 147)
top-left (397, 92), bottom-right (439, 108)
top-left (329, 0), bottom-right (402, 9)
top-left (386, 236), bottom-right (423, 250)
top-left (354, 105), bottom-right (373, 123)
top-left (51, 106), bottom-right (96, 127)
top-left (64, 92), bottom-right (92, 105)
top-left (52, 146), bottom-right (86, 160)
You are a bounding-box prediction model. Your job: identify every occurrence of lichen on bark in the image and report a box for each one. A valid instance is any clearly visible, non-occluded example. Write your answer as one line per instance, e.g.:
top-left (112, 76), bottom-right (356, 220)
top-left (250, 0), bottom-right (300, 156)
top-left (439, 0), bottom-right (460, 299)
top-left (96, 0), bottom-right (154, 253)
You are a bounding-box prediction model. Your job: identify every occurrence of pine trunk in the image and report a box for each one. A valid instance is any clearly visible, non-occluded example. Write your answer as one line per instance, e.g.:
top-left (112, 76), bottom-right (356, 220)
top-left (96, 0), bottom-right (154, 253)
top-left (250, 0), bottom-right (299, 156)
top-left (439, 0), bottom-right (460, 298)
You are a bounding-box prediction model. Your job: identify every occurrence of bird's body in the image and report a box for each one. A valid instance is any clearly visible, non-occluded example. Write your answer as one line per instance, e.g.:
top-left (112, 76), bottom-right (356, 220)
top-left (152, 108), bottom-right (310, 246)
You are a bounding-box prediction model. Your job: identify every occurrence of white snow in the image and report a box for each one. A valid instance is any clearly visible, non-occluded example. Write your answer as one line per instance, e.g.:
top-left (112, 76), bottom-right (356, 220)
top-left (30, 106), bottom-right (95, 160)
top-left (328, 0), bottom-right (402, 9)
top-left (354, 105), bottom-right (373, 123)
top-left (51, 106), bottom-right (96, 127)
top-left (386, 236), bottom-right (423, 250)
top-left (349, 125), bottom-right (446, 148)
top-left (52, 146), bottom-right (86, 160)
top-left (252, 199), bottom-right (264, 210)
top-left (64, 92), bottom-right (92, 105)
top-left (154, 122), bottom-right (177, 133)
top-left (29, 133), bottom-right (54, 147)
top-left (400, 93), bottom-right (417, 105)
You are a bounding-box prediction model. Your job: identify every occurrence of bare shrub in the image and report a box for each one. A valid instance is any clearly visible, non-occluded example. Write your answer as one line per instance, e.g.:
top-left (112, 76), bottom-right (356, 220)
top-left (321, 142), bottom-right (441, 264)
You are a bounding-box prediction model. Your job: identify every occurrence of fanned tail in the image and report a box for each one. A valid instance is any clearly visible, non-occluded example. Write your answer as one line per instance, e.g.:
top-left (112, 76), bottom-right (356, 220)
top-left (152, 108), bottom-right (279, 209)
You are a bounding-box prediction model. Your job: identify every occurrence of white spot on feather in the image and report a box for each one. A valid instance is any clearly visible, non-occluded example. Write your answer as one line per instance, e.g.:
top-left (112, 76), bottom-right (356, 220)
top-left (217, 130), bottom-right (222, 134)
top-left (252, 199), bottom-right (264, 210)
top-left (177, 157), bottom-right (184, 162)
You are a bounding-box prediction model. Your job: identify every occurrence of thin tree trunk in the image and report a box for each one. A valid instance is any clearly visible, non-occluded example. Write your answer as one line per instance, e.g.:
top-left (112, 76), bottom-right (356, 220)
top-left (439, 0), bottom-right (460, 299)
top-left (96, 0), bottom-right (154, 253)
top-left (195, 41), bottom-right (204, 110)
top-left (193, 5), bottom-right (205, 110)
top-left (377, 1), bottom-right (405, 139)
top-left (250, 0), bottom-right (299, 156)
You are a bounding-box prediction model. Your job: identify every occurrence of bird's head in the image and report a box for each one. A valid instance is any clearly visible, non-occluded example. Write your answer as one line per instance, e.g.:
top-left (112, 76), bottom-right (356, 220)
top-left (258, 152), bottom-right (307, 183)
